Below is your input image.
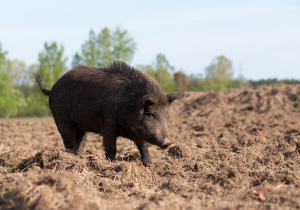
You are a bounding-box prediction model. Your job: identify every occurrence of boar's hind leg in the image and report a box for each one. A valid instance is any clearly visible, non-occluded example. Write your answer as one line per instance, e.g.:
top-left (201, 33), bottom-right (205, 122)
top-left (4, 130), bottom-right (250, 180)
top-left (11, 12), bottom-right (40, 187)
top-left (75, 128), bottom-right (87, 152)
top-left (136, 142), bottom-right (153, 167)
top-left (103, 135), bottom-right (117, 161)
top-left (56, 120), bottom-right (79, 153)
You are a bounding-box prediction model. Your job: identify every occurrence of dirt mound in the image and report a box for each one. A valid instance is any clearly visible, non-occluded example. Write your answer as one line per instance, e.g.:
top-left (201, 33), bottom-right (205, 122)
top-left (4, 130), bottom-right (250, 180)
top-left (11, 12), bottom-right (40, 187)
top-left (13, 145), bottom-right (60, 172)
top-left (168, 84), bottom-right (300, 117)
top-left (1, 84), bottom-right (300, 209)
top-left (0, 172), bottom-right (102, 210)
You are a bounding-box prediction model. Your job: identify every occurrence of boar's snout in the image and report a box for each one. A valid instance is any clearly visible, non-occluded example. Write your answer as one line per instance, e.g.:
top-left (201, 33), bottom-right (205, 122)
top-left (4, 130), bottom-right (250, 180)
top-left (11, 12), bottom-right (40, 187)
top-left (160, 138), bottom-right (172, 149)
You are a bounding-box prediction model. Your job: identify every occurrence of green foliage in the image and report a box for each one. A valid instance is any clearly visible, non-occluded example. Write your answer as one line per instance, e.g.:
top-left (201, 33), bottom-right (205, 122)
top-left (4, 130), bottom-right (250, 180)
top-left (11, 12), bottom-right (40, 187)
top-left (5, 191), bottom-right (14, 199)
top-left (206, 56), bottom-right (233, 79)
top-left (250, 78), bottom-right (300, 87)
top-left (140, 55), bottom-right (248, 93)
top-left (203, 56), bottom-right (234, 92)
top-left (113, 27), bottom-right (136, 63)
top-left (71, 52), bottom-right (81, 68)
top-left (182, 56), bottom-right (251, 93)
top-left (5, 160), bottom-right (14, 170)
top-left (74, 27), bottom-right (136, 67)
top-left (0, 73), bottom-right (18, 118)
top-left (0, 74), bottom-right (28, 118)
top-left (293, 94), bottom-right (298, 101)
top-left (17, 97), bottom-right (49, 117)
top-left (188, 74), bottom-right (233, 92)
top-left (0, 27), bottom-right (136, 118)
top-left (233, 75), bottom-right (251, 88)
top-left (37, 42), bottom-right (68, 89)
top-left (7, 59), bottom-right (28, 85)
top-left (3, 31), bottom-right (298, 120)
top-left (138, 54), bottom-right (177, 93)
top-left (28, 42), bottom-right (68, 116)
top-left (79, 29), bottom-right (103, 66)
top-left (0, 43), bottom-right (8, 71)
top-left (0, 43), bottom-right (20, 118)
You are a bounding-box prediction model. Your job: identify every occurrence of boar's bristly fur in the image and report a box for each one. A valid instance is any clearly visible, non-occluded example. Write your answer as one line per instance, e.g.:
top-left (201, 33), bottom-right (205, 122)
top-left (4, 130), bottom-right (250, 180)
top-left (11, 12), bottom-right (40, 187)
top-left (34, 60), bottom-right (186, 167)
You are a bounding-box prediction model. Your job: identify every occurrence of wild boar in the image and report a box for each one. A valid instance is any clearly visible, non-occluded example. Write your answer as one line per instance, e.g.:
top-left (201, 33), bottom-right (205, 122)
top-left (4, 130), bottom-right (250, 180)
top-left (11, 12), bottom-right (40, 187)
top-left (34, 60), bottom-right (185, 167)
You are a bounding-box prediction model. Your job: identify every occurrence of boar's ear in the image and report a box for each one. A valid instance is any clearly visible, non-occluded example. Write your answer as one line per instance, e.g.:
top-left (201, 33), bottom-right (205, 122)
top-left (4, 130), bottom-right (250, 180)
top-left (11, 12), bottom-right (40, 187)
top-left (166, 91), bottom-right (186, 105)
top-left (140, 95), bottom-right (157, 115)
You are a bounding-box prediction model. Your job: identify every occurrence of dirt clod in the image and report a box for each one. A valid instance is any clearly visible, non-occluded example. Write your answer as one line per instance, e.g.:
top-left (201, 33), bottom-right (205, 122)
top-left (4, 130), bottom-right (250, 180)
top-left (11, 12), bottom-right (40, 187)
top-left (168, 145), bottom-right (183, 158)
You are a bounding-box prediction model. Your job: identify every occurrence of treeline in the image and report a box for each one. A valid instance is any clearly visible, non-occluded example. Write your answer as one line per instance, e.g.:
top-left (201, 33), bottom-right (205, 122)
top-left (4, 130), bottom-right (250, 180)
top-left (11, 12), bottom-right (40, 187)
top-left (250, 79), bottom-right (300, 87)
top-left (0, 27), bottom-right (298, 118)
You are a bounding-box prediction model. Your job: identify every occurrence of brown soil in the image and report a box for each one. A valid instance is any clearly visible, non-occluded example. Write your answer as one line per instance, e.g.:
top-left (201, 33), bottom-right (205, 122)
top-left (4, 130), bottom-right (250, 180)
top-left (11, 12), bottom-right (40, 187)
top-left (1, 84), bottom-right (300, 210)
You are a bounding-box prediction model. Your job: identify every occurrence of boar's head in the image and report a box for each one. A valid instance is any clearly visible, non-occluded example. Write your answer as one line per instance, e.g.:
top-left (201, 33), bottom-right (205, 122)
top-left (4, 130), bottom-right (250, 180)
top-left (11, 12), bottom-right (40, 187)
top-left (134, 91), bottom-right (186, 149)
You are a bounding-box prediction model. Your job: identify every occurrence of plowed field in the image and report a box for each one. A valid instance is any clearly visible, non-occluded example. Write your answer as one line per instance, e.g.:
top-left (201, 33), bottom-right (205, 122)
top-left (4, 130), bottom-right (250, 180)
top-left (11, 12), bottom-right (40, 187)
top-left (1, 84), bottom-right (300, 210)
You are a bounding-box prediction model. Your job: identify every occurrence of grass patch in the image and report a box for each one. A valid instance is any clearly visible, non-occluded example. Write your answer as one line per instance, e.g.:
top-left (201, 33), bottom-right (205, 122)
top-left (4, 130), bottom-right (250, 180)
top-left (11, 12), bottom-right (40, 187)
top-left (293, 94), bottom-right (299, 101)
top-left (5, 161), bottom-right (14, 171)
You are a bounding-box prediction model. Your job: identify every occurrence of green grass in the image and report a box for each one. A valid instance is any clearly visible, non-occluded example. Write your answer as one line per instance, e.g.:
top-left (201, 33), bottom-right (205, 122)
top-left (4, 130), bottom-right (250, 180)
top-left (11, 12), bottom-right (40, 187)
top-left (5, 161), bottom-right (14, 171)
top-left (6, 191), bottom-right (14, 199)
top-left (293, 94), bottom-right (299, 101)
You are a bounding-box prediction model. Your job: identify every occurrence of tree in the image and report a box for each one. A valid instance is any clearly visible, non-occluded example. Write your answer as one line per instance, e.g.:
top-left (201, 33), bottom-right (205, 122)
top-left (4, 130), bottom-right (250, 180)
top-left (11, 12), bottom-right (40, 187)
top-left (139, 54), bottom-right (177, 93)
top-left (16, 64), bottom-right (39, 101)
top-left (174, 71), bottom-right (191, 91)
top-left (37, 42), bottom-right (68, 89)
top-left (233, 75), bottom-right (250, 88)
top-left (112, 27), bottom-right (136, 63)
top-left (71, 52), bottom-right (81, 68)
top-left (0, 43), bottom-right (19, 118)
top-left (204, 56), bottom-right (234, 92)
top-left (31, 42), bottom-right (68, 116)
top-left (152, 54), bottom-right (176, 93)
top-left (73, 27), bottom-right (136, 67)
top-left (0, 73), bottom-right (18, 118)
top-left (7, 59), bottom-right (27, 86)
top-left (136, 64), bottom-right (153, 73)
top-left (0, 42), bottom-right (9, 72)
top-left (205, 56), bottom-right (233, 79)
top-left (99, 27), bottom-right (114, 65)
top-left (79, 30), bottom-right (102, 66)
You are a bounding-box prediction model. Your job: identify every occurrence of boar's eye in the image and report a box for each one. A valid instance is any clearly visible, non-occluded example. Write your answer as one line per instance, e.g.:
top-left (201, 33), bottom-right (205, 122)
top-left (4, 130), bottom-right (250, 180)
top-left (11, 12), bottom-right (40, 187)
top-left (145, 112), bottom-right (156, 118)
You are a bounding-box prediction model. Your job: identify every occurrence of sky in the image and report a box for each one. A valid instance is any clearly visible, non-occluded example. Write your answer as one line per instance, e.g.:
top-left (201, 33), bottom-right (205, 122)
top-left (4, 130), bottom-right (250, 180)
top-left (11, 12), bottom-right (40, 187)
top-left (0, 0), bottom-right (300, 80)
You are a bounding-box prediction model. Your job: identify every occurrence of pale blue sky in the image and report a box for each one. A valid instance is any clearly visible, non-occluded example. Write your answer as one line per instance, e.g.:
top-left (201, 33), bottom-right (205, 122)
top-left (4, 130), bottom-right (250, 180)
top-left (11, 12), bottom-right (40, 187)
top-left (1, 0), bottom-right (299, 80)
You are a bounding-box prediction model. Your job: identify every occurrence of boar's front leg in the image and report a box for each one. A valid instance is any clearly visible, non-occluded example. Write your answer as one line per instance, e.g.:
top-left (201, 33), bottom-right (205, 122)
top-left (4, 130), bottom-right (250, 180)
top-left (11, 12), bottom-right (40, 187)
top-left (136, 142), bottom-right (153, 167)
top-left (103, 134), bottom-right (117, 161)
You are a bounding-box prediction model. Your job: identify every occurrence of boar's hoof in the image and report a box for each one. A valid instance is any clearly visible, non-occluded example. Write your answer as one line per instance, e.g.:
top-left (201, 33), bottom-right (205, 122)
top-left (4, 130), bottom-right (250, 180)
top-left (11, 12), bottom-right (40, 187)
top-left (143, 162), bottom-right (153, 168)
top-left (160, 138), bottom-right (172, 149)
top-left (65, 149), bottom-right (78, 155)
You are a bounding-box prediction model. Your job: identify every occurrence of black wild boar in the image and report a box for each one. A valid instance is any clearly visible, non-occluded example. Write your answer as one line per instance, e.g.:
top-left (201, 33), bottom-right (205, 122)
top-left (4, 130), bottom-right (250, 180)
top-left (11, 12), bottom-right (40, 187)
top-left (34, 60), bottom-right (185, 167)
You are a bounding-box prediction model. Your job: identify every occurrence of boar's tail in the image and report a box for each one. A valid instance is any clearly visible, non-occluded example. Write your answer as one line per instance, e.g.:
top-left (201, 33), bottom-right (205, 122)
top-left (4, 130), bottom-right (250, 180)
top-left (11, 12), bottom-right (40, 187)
top-left (33, 74), bottom-right (51, 96)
